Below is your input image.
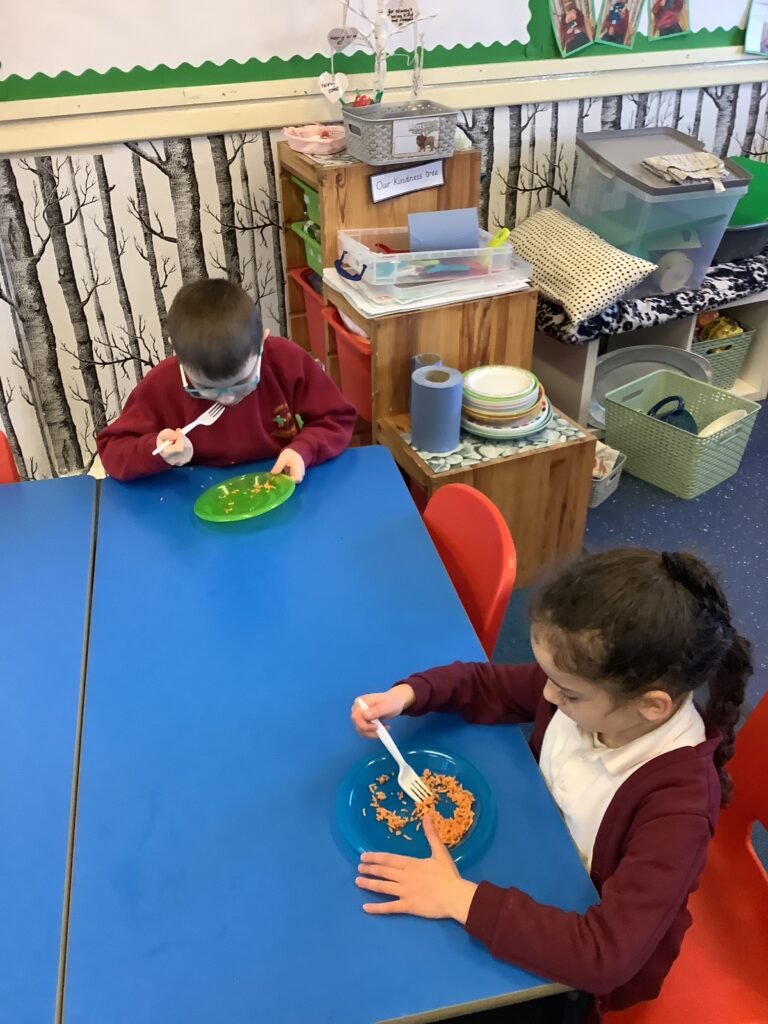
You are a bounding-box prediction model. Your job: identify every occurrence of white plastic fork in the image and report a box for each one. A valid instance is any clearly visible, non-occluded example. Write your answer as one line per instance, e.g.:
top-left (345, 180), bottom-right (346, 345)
top-left (357, 698), bottom-right (433, 803)
top-left (152, 403), bottom-right (226, 456)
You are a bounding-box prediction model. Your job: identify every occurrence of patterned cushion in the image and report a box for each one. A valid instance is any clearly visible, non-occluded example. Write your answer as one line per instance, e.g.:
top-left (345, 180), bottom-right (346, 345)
top-left (509, 209), bottom-right (657, 323)
top-left (536, 253), bottom-right (768, 345)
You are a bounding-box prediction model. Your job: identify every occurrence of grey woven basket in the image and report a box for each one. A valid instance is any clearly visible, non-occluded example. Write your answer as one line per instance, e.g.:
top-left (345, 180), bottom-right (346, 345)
top-left (342, 101), bottom-right (458, 166)
top-left (589, 452), bottom-right (626, 508)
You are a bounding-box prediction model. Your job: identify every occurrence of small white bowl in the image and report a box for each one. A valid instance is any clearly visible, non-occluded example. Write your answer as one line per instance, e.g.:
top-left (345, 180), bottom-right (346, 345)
top-left (282, 124), bottom-right (346, 155)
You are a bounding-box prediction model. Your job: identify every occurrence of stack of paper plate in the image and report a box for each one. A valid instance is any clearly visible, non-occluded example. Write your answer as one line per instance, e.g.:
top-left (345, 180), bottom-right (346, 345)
top-left (461, 366), bottom-right (553, 440)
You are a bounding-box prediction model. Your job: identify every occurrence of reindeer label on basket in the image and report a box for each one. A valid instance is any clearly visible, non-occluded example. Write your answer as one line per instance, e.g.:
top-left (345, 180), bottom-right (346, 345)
top-left (391, 116), bottom-right (441, 158)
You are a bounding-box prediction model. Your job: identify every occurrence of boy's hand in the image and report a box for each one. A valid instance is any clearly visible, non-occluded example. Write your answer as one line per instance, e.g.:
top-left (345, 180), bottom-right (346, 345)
top-left (350, 684), bottom-right (416, 737)
top-left (156, 429), bottom-right (193, 467)
top-left (271, 447), bottom-right (305, 482)
top-left (356, 814), bottom-right (478, 922)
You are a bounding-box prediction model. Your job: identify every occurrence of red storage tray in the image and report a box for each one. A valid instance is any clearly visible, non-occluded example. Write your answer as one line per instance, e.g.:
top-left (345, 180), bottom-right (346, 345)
top-left (288, 267), bottom-right (327, 363)
top-left (321, 306), bottom-right (372, 422)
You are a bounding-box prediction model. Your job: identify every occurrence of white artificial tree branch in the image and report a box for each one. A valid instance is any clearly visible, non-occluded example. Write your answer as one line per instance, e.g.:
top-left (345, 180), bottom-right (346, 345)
top-left (337, 0), bottom-right (375, 47)
top-left (332, 0), bottom-right (437, 95)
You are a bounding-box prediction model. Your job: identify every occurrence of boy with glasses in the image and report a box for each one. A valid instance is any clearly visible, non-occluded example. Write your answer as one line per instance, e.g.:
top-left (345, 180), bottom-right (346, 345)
top-left (97, 279), bottom-right (356, 482)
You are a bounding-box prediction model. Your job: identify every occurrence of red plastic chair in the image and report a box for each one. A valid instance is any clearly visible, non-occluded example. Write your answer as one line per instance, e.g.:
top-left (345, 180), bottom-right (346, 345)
top-left (321, 305), bottom-right (372, 421)
top-left (605, 694), bottom-right (768, 1024)
top-left (1, 430), bottom-right (20, 483)
top-left (423, 484), bottom-right (516, 658)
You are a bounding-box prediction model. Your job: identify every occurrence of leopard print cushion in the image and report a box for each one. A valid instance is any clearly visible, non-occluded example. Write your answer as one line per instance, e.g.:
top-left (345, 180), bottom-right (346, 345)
top-left (537, 251), bottom-right (768, 345)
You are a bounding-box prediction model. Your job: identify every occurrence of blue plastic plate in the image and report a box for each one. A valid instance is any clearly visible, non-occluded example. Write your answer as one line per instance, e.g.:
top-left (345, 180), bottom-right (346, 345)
top-left (335, 748), bottom-right (496, 867)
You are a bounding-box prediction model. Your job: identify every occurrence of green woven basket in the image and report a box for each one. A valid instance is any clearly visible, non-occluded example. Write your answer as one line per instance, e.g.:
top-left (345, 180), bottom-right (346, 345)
top-left (604, 370), bottom-right (760, 499)
top-left (691, 328), bottom-right (754, 390)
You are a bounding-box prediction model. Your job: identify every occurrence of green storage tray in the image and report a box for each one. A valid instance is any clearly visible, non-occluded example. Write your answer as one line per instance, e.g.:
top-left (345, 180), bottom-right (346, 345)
top-left (289, 220), bottom-right (322, 275)
top-left (604, 370), bottom-right (760, 499)
top-left (728, 157), bottom-right (768, 226)
top-left (691, 328), bottom-right (754, 390)
top-left (290, 175), bottom-right (322, 225)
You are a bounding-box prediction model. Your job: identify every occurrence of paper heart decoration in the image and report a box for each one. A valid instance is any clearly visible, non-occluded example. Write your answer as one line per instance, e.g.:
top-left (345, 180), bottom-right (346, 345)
top-left (318, 71), bottom-right (349, 103)
top-left (328, 26), bottom-right (361, 51)
top-left (387, 0), bottom-right (419, 28)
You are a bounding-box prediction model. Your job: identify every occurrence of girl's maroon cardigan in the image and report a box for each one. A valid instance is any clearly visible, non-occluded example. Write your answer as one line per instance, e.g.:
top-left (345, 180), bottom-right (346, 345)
top-left (400, 660), bottom-right (721, 1022)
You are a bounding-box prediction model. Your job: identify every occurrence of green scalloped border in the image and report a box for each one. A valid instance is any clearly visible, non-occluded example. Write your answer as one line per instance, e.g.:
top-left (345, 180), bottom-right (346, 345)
top-left (0, 0), bottom-right (746, 105)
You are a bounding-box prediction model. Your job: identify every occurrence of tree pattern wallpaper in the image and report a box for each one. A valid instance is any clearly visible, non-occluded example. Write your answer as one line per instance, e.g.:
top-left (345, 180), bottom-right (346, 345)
top-left (1, 82), bottom-right (766, 479)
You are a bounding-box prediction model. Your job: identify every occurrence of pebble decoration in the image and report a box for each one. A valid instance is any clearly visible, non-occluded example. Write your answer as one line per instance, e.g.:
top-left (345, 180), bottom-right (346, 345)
top-left (402, 413), bottom-right (585, 473)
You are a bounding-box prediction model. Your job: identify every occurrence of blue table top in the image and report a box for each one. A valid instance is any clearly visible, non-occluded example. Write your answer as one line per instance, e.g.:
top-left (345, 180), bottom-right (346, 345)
top-left (64, 448), bottom-right (595, 1024)
top-left (0, 475), bottom-right (96, 1024)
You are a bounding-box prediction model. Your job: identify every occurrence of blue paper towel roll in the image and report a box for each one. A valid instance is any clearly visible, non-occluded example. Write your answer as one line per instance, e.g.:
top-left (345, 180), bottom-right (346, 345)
top-left (410, 365), bottom-right (463, 454)
top-left (412, 352), bottom-right (443, 371)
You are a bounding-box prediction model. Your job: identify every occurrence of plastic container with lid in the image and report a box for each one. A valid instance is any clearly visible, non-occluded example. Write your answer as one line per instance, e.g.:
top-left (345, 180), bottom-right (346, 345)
top-left (336, 226), bottom-right (529, 286)
top-left (569, 128), bottom-right (751, 296)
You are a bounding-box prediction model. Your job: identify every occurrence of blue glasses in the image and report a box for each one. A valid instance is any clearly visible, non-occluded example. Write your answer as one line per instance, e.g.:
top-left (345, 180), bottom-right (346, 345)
top-left (180, 344), bottom-right (264, 400)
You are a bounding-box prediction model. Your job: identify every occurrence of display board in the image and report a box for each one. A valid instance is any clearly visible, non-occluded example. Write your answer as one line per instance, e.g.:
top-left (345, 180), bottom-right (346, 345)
top-left (0, 0), bottom-right (751, 104)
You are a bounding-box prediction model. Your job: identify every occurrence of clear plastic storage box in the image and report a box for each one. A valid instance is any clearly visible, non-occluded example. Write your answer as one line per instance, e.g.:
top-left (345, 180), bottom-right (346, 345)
top-left (569, 128), bottom-right (751, 296)
top-left (336, 227), bottom-right (529, 286)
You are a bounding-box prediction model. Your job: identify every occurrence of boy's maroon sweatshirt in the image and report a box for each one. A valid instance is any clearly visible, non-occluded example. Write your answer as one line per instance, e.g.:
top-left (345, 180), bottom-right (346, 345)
top-left (97, 336), bottom-right (356, 481)
top-left (399, 660), bottom-right (722, 1022)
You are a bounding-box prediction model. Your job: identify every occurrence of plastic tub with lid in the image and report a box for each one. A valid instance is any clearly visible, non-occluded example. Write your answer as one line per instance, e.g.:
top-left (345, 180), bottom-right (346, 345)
top-left (336, 226), bottom-right (525, 286)
top-left (569, 127), bottom-right (751, 296)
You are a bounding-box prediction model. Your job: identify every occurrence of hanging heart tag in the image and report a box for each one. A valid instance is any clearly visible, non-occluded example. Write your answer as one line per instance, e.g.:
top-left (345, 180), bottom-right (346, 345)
top-left (318, 71), bottom-right (349, 103)
top-left (328, 27), bottom-right (361, 51)
top-left (387, 0), bottom-right (419, 28)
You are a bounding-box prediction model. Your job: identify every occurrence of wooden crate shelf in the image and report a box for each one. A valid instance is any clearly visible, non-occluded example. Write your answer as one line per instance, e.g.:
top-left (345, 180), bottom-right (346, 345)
top-left (378, 412), bottom-right (596, 588)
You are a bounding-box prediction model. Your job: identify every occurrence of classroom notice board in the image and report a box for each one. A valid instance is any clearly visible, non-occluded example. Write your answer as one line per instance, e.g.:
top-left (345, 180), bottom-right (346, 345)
top-left (0, 0), bottom-right (753, 104)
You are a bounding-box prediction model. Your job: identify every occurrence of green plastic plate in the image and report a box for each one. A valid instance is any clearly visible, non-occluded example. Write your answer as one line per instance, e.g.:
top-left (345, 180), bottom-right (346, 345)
top-left (193, 472), bottom-right (295, 523)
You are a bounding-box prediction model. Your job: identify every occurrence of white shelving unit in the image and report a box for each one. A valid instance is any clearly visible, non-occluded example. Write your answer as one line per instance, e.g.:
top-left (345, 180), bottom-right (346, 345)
top-left (533, 290), bottom-right (768, 427)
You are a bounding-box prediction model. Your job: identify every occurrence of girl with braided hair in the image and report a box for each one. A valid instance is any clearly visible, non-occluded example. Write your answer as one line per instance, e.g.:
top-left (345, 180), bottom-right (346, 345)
top-left (350, 548), bottom-right (752, 1023)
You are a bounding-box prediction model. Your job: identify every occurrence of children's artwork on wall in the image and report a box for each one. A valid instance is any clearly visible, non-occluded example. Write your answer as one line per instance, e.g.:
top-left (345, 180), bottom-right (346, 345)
top-left (550, 0), bottom-right (596, 56)
top-left (744, 0), bottom-right (768, 54)
top-left (597, 0), bottom-right (645, 47)
top-left (648, 0), bottom-right (690, 39)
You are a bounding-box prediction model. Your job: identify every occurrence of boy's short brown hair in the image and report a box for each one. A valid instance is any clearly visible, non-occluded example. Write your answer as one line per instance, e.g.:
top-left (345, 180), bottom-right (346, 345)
top-left (168, 278), bottom-right (262, 380)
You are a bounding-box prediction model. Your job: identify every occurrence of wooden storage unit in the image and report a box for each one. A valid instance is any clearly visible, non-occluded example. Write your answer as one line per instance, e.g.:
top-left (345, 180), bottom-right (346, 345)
top-left (324, 282), bottom-right (538, 425)
top-left (378, 412), bottom-right (596, 588)
top-left (277, 143), bottom-right (594, 584)
top-left (278, 144), bottom-right (481, 355)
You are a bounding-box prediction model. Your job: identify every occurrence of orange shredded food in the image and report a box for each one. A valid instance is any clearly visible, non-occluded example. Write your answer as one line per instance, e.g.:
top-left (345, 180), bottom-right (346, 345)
top-left (411, 770), bottom-right (475, 847)
top-left (367, 769), bottom-right (475, 848)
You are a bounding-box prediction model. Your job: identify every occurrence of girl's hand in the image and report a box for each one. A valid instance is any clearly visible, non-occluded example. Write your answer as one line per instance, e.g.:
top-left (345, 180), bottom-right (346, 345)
top-left (350, 684), bottom-right (415, 737)
top-left (271, 447), bottom-right (305, 482)
top-left (356, 814), bottom-right (478, 922)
